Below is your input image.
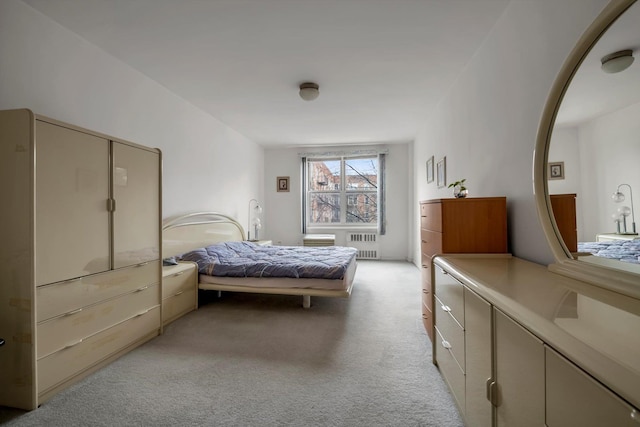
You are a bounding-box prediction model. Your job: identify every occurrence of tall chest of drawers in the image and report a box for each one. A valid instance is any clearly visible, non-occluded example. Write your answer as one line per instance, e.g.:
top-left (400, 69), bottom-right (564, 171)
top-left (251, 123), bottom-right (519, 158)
top-left (419, 197), bottom-right (508, 341)
top-left (549, 193), bottom-right (577, 253)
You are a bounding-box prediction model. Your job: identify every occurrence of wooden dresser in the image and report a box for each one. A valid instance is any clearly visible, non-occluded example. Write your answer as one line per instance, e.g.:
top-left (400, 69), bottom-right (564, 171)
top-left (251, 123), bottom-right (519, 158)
top-left (0, 109), bottom-right (162, 410)
top-left (419, 197), bottom-right (508, 341)
top-left (549, 194), bottom-right (577, 252)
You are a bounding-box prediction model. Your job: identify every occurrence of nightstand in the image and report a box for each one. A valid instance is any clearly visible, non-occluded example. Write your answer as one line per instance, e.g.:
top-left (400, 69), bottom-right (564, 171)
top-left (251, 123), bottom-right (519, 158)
top-left (249, 240), bottom-right (272, 246)
top-left (596, 233), bottom-right (640, 242)
top-left (162, 261), bottom-right (198, 326)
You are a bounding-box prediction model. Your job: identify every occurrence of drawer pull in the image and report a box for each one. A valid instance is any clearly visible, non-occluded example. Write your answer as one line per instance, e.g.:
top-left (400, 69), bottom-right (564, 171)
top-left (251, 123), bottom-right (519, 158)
top-left (134, 308), bottom-right (152, 318)
top-left (441, 305), bottom-right (451, 312)
top-left (441, 340), bottom-right (452, 349)
top-left (135, 286), bottom-right (149, 292)
top-left (631, 409), bottom-right (640, 423)
top-left (135, 262), bottom-right (149, 268)
top-left (63, 339), bottom-right (83, 350)
top-left (64, 308), bottom-right (83, 316)
top-left (174, 291), bottom-right (184, 296)
top-left (173, 271), bottom-right (185, 277)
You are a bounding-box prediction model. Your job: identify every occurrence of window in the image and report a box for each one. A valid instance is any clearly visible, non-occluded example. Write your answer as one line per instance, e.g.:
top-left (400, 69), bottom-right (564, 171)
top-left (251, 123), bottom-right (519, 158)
top-left (304, 155), bottom-right (381, 228)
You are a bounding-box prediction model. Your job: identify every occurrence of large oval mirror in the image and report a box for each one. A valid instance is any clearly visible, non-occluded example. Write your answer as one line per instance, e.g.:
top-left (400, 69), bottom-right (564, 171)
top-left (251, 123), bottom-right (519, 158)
top-left (535, 0), bottom-right (640, 299)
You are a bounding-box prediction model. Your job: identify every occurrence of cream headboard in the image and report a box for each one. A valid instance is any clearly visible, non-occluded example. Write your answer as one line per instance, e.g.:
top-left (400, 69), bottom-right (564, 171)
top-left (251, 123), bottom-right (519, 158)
top-left (162, 212), bottom-right (246, 258)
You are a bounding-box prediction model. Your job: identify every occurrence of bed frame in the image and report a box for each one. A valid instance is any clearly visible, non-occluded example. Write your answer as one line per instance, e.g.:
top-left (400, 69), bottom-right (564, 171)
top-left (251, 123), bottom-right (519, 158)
top-left (162, 212), bottom-right (356, 308)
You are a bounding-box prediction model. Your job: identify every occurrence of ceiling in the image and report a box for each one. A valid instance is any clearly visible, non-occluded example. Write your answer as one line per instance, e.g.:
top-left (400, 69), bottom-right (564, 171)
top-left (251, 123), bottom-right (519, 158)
top-left (556, 1), bottom-right (640, 127)
top-left (22, 0), bottom-right (512, 147)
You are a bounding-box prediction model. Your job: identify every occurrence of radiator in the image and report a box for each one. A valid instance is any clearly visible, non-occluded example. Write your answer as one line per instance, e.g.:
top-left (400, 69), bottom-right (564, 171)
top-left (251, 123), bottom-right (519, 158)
top-left (347, 232), bottom-right (380, 259)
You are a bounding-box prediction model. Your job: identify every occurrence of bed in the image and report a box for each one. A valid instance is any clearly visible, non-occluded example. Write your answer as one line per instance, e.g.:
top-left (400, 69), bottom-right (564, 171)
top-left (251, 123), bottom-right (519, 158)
top-left (162, 212), bottom-right (357, 308)
top-left (577, 240), bottom-right (640, 264)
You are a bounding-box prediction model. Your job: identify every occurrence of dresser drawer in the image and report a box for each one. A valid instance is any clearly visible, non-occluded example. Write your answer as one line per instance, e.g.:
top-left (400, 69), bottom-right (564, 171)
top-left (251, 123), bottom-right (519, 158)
top-left (422, 287), bottom-right (432, 312)
top-left (162, 262), bottom-right (197, 300)
top-left (421, 262), bottom-right (431, 286)
top-left (421, 253), bottom-right (432, 268)
top-left (421, 230), bottom-right (443, 257)
top-left (420, 202), bottom-right (442, 231)
top-left (434, 267), bottom-right (464, 326)
top-left (37, 284), bottom-right (159, 359)
top-left (435, 326), bottom-right (465, 412)
top-left (37, 305), bottom-right (160, 394)
top-left (422, 311), bottom-right (432, 336)
top-left (163, 288), bottom-right (197, 325)
top-left (37, 260), bottom-right (160, 321)
top-left (434, 295), bottom-right (465, 369)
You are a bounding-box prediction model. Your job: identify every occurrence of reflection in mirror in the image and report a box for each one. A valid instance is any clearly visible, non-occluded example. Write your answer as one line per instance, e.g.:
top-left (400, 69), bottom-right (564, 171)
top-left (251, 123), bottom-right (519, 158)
top-left (553, 291), bottom-right (640, 372)
top-left (548, 0), bottom-right (640, 276)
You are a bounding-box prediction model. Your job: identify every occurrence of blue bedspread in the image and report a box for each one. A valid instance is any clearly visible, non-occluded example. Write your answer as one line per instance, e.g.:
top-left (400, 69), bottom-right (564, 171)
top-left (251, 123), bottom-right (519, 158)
top-left (578, 240), bottom-right (640, 264)
top-left (178, 241), bottom-right (357, 279)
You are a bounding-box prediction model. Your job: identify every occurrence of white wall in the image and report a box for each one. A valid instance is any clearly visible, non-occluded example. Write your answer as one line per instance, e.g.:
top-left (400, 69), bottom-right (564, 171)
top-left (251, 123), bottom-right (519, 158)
top-left (264, 143), bottom-right (411, 260)
top-left (412, 0), bottom-right (610, 266)
top-left (0, 0), bottom-right (264, 229)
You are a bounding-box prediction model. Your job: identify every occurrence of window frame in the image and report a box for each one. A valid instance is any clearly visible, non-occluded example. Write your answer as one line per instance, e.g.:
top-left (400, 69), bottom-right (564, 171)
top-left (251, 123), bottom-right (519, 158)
top-left (304, 155), bottom-right (380, 230)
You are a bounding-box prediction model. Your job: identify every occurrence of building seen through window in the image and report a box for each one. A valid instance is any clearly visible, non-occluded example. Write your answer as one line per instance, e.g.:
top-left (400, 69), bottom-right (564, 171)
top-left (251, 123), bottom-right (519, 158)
top-left (306, 156), bottom-right (378, 227)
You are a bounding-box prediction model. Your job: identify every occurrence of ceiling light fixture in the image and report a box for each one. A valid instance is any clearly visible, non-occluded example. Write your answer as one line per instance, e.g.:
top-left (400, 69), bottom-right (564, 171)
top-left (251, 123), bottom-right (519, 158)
top-left (600, 49), bottom-right (634, 73)
top-left (299, 82), bottom-right (319, 101)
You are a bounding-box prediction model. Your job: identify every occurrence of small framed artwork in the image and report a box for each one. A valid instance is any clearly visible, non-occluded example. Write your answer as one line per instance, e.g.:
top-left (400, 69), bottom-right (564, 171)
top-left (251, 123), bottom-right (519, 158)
top-left (426, 156), bottom-right (434, 183)
top-left (548, 161), bottom-right (565, 180)
top-left (437, 157), bottom-right (447, 188)
top-left (277, 176), bottom-right (290, 192)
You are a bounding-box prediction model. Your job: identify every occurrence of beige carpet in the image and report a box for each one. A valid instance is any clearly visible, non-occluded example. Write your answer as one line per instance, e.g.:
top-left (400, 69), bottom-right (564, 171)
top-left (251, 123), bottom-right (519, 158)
top-left (1, 260), bottom-right (463, 426)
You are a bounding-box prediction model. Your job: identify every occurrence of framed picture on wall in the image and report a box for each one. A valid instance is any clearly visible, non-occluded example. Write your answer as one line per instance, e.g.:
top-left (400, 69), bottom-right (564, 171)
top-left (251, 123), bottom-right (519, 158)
top-left (277, 176), bottom-right (290, 192)
top-left (548, 161), bottom-right (565, 180)
top-left (426, 156), bottom-right (434, 183)
top-left (437, 157), bottom-right (446, 188)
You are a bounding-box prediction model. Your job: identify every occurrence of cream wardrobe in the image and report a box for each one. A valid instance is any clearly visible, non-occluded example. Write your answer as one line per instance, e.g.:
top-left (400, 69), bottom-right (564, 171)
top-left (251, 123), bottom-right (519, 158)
top-left (0, 109), bottom-right (162, 410)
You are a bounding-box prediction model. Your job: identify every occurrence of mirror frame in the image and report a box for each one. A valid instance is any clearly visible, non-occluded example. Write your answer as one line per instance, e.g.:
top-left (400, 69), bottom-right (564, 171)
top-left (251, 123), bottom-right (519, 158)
top-left (534, 0), bottom-right (640, 299)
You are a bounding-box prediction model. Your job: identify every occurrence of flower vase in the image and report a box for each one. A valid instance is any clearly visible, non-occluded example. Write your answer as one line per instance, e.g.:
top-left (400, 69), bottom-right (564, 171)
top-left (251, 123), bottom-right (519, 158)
top-left (454, 186), bottom-right (468, 198)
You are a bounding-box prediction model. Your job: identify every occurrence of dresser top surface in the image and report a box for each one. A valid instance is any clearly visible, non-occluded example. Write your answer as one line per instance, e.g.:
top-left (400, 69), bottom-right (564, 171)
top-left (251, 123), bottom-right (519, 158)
top-left (434, 254), bottom-right (640, 409)
top-left (420, 197), bottom-right (506, 205)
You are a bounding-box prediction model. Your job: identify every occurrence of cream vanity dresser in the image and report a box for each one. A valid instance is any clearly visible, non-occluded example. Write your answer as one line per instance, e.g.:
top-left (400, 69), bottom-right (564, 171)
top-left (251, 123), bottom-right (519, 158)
top-left (431, 1), bottom-right (640, 426)
top-left (432, 255), bottom-right (640, 426)
top-left (0, 109), bottom-right (162, 410)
